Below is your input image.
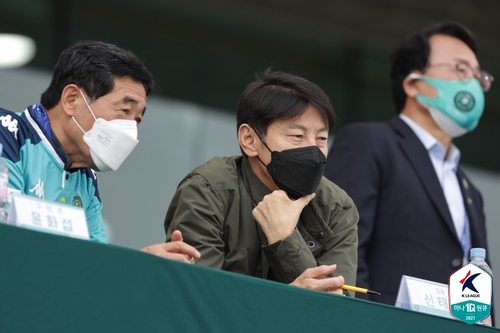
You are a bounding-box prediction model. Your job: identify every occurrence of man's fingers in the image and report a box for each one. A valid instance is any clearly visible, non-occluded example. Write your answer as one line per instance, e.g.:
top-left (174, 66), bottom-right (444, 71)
top-left (290, 266), bottom-right (344, 293)
top-left (308, 273), bottom-right (344, 292)
top-left (303, 264), bottom-right (337, 279)
top-left (295, 193), bottom-right (316, 208)
top-left (142, 242), bottom-right (201, 259)
top-left (166, 230), bottom-right (201, 259)
top-left (160, 252), bottom-right (192, 263)
top-left (322, 275), bottom-right (345, 293)
top-left (165, 241), bottom-right (201, 258)
top-left (171, 230), bottom-right (183, 242)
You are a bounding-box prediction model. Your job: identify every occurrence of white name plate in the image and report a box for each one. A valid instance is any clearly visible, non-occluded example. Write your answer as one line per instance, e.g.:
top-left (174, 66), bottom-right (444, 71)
top-left (7, 193), bottom-right (90, 240)
top-left (395, 275), bottom-right (452, 319)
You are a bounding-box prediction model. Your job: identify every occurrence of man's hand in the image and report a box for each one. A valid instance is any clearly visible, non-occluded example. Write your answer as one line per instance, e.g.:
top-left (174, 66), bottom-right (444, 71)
top-left (252, 190), bottom-right (315, 244)
top-left (141, 230), bottom-right (201, 263)
top-left (289, 265), bottom-right (345, 295)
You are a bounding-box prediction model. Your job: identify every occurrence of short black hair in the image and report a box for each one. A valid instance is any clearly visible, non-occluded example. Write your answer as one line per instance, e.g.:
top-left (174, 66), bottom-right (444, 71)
top-left (237, 69), bottom-right (336, 138)
top-left (390, 22), bottom-right (477, 113)
top-left (41, 40), bottom-right (154, 109)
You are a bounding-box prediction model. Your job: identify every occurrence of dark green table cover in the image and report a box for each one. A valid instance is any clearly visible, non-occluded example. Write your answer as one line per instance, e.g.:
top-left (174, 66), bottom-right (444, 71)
top-left (0, 224), bottom-right (496, 332)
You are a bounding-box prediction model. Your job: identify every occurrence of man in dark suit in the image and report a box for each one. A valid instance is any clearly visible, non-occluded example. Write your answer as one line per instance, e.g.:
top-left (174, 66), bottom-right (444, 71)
top-left (325, 22), bottom-right (493, 305)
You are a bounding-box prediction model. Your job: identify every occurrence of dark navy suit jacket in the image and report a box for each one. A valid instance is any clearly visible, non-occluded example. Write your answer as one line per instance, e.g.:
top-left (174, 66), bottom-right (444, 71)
top-left (325, 117), bottom-right (488, 305)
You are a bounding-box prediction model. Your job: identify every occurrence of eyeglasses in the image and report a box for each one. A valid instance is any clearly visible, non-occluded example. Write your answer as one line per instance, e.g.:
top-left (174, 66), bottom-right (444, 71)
top-left (426, 62), bottom-right (494, 92)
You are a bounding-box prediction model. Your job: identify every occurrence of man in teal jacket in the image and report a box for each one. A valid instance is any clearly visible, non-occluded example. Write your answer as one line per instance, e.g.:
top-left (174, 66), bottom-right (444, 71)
top-left (0, 40), bottom-right (199, 263)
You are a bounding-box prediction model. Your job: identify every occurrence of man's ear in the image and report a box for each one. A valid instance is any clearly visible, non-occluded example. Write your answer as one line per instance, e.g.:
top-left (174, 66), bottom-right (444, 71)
top-left (60, 84), bottom-right (81, 117)
top-left (238, 124), bottom-right (259, 157)
top-left (403, 72), bottom-right (421, 98)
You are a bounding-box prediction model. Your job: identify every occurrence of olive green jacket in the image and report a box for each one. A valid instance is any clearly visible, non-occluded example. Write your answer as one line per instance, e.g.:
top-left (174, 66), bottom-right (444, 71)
top-left (164, 155), bottom-right (358, 292)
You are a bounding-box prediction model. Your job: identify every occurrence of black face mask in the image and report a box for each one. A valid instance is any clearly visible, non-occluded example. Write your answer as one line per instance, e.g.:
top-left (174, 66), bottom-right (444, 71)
top-left (256, 133), bottom-right (327, 199)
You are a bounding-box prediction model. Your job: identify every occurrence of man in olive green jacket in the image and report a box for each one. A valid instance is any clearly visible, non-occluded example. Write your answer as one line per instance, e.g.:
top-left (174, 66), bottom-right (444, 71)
top-left (164, 69), bottom-right (358, 295)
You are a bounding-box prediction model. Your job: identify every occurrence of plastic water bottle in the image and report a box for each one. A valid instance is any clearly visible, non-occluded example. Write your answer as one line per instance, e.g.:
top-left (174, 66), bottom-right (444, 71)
top-left (470, 248), bottom-right (493, 326)
top-left (0, 143), bottom-right (8, 223)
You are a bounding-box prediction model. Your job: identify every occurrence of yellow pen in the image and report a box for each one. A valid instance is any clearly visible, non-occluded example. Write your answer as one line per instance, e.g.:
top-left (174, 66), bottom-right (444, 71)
top-left (341, 284), bottom-right (381, 295)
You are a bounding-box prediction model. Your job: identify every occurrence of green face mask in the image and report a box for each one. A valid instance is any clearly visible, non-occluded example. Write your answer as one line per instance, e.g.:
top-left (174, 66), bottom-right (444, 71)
top-left (408, 74), bottom-right (485, 137)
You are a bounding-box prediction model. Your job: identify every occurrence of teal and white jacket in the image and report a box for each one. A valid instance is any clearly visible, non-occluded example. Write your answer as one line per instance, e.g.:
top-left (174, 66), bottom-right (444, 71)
top-left (0, 104), bottom-right (107, 243)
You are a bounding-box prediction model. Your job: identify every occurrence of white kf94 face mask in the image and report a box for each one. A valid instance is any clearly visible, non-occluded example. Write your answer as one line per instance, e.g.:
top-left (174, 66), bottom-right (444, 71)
top-left (72, 90), bottom-right (139, 172)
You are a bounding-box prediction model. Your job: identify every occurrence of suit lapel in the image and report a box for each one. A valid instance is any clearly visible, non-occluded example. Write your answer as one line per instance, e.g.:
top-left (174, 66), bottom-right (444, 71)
top-left (456, 168), bottom-right (482, 247)
top-left (389, 117), bottom-right (457, 239)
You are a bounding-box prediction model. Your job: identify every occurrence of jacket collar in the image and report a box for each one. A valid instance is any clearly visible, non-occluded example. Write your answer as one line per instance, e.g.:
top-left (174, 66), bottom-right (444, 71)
top-left (240, 155), bottom-right (272, 207)
top-left (27, 105), bottom-right (73, 170)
